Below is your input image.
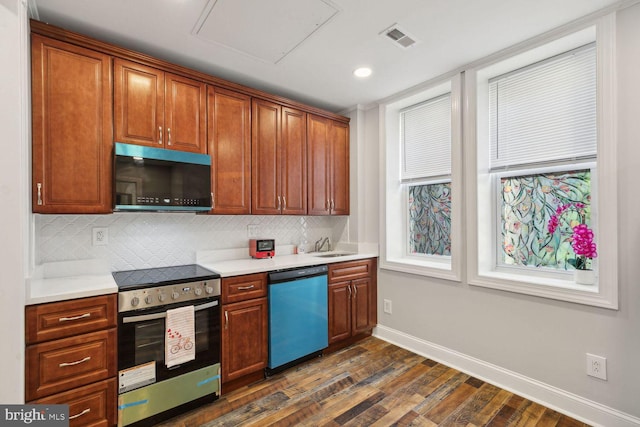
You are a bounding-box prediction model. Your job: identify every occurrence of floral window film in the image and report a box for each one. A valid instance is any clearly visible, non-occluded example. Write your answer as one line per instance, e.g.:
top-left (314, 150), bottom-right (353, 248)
top-left (408, 183), bottom-right (451, 256)
top-left (500, 170), bottom-right (591, 269)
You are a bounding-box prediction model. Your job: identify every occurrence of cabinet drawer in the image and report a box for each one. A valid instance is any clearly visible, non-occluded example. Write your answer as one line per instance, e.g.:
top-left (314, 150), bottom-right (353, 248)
top-left (31, 378), bottom-right (117, 427)
top-left (222, 273), bottom-right (267, 304)
top-left (26, 328), bottom-right (117, 401)
top-left (328, 259), bottom-right (374, 283)
top-left (26, 294), bottom-right (117, 344)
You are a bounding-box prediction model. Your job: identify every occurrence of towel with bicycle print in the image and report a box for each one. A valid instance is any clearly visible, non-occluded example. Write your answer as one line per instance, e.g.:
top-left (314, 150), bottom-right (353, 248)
top-left (165, 305), bottom-right (196, 368)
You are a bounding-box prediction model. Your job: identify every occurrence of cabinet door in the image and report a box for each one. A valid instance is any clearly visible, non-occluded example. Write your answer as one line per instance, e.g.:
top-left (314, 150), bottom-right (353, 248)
top-left (221, 298), bottom-right (268, 382)
top-left (251, 99), bottom-right (281, 214)
top-left (307, 114), bottom-right (330, 215)
top-left (281, 107), bottom-right (307, 215)
top-left (330, 120), bottom-right (350, 215)
top-left (113, 59), bottom-right (164, 148)
top-left (351, 278), bottom-right (373, 334)
top-left (165, 73), bottom-right (206, 153)
top-left (328, 281), bottom-right (352, 344)
top-left (208, 86), bottom-right (251, 214)
top-left (31, 35), bottom-right (113, 214)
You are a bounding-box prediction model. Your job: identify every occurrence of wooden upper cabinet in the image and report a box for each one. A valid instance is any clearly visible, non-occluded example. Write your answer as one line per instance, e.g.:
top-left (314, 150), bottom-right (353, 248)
top-left (307, 114), bottom-right (349, 215)
top-left (251, 99), bottom-right (307, 215)
top-left (208, 86), bottom-right (251, 214)
top-left (165, 73), bottom-right (207, 153)
top-left (307, 115), bottom-right (330, 215)
top-left (281, 107), bottom-right (307, 215)
top-left (31, 34), bottom-right (113, 214)
top-left (252, 99), bottom-right (280, 215)
top-left (330, 121), bottom-right (350, 215)
top-left (114, 59), bottom-right (206, 153)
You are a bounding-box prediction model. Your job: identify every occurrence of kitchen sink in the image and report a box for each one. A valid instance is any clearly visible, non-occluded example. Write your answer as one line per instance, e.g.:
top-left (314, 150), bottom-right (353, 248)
top-left (312, 252), bottom-right (356, 258)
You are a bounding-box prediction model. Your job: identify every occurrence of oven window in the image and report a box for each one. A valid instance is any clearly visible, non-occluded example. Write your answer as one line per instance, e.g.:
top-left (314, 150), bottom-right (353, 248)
top-left (133, 308), bottom-right (213, 366)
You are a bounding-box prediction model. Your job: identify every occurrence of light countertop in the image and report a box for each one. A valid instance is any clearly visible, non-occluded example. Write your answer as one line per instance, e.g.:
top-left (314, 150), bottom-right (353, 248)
top-left (198, 251), bottom-right (378, 277)
top-left (25, 244), bottom-right (378, 305)
top-left (26, 259), bottom-right (117, 306)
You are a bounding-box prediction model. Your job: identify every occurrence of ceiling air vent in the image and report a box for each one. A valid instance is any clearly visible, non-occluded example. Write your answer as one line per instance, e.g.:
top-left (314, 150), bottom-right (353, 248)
top-left (381, 24), bottom-right (418, 49)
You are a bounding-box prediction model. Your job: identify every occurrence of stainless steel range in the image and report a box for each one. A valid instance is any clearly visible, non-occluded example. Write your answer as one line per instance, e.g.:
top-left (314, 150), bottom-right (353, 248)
top-left (113, 264), bottom-right (221, 427)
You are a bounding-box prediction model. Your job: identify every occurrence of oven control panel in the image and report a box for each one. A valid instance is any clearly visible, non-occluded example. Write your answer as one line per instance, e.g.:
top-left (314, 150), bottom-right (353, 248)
top-left (118, 278), bottom-right (221, 312)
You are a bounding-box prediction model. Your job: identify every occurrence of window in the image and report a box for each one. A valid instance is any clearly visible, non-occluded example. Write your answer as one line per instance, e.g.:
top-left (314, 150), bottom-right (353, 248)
top-left (491, 43), bottom-right (596, 276)
top-left (465, 17), bottom-right (618, 308)
top-left (381, 76), bottom-right (462, 280)
top-left (401, 94), bottom-right (452, 257)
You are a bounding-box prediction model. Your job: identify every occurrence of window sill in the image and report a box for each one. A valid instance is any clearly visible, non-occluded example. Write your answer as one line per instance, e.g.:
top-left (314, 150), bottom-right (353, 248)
top-left (468, 269), bottom-right (618, 309)
top-left (381, 257), bottom-right (460, 282)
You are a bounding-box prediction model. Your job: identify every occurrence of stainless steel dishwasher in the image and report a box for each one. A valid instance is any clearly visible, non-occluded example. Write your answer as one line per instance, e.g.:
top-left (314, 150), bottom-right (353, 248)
top-left (266, 264), bottom-right (328, 375)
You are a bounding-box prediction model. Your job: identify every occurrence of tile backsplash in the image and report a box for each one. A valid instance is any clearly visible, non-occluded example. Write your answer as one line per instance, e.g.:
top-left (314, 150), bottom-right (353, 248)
top-left (34, 213), bottom-right (349, 271)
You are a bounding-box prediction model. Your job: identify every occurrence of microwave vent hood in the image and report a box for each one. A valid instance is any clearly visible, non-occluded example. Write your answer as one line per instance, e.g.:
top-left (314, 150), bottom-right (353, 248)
top-left (114, 143), bottom-right (212, 212)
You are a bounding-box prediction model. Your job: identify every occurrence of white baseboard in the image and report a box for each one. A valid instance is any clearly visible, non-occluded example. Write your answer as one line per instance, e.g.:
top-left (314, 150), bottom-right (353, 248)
top-left (373, 325), bottom-right (640, 427)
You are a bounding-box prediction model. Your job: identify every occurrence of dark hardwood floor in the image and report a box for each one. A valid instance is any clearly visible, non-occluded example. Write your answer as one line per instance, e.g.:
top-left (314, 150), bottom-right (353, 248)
top-left (158, 337), bottom-right (589, 426)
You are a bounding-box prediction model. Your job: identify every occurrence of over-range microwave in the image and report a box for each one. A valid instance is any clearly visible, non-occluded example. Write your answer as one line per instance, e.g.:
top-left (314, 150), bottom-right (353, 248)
top-left (114, 143), bottom-right (212, 212)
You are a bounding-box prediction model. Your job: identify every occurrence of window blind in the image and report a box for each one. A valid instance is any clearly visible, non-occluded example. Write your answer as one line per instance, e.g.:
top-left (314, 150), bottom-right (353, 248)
top-left (490, 44), bottom-right (596, 171)
top-left (401, 93), bottom-right (451, 180)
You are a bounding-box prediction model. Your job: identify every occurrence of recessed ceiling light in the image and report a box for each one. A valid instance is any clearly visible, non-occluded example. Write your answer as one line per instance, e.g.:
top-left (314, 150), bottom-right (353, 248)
top-left (353, 67), bottom-right (372, 78)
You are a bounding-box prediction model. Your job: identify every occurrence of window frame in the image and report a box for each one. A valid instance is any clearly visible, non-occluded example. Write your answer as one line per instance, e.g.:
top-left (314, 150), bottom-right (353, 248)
top-left (380, 74), bottom-right (462, 281)
top-left (464, 14), bottom-right (618, 309)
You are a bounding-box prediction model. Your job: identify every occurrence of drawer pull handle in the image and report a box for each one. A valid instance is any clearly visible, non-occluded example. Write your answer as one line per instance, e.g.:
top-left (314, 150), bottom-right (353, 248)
top-left (59, 356), bottom-right (91, 367)
top-left (69, 408), bottom-right (90, 420)
top-left (58, 313), bottom-right (91, 322)
top-left (237, 285), bottom-right (255, 290)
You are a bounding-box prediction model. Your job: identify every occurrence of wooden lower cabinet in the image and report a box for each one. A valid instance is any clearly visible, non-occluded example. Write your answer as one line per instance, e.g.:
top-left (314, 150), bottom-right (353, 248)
top-left (33, 378), bottom-right (117, 427)
top-left (221, 273), bottom-right (268, 393)
top-left (221, 297), bottom-right (268, 382)
top-left (25, 295), bottom-right (117, 426)
top-left (327, 259), bottom-right (377, 350)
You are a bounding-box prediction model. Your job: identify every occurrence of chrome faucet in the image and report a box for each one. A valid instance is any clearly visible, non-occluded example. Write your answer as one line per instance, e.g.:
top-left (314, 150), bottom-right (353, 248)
top-left (314, 237), bottom-right (331, 252)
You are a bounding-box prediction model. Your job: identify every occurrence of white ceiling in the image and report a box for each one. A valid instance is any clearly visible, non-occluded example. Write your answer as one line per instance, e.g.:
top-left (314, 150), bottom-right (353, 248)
top-left (31, 0), bottom-right (624, 113)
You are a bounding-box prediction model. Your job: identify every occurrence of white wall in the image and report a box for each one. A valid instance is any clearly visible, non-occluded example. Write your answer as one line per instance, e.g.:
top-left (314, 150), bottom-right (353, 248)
top-left (368, 3), bottom-right (640, 424)
top-left (345, 105), bottom-right (380, 248)
top-left (0, 0), bottom-right (28, 404)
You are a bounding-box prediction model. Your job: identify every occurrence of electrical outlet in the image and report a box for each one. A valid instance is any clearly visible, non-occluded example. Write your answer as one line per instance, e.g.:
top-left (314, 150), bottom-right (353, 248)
top-left (92, 227), bottom-right (108, 246)
top-left (586, 353), bottom-right (607, 380)
top-left (247, 225), bottom-right (259, 238)
top-left (383, 299), bottom-right (392, 314)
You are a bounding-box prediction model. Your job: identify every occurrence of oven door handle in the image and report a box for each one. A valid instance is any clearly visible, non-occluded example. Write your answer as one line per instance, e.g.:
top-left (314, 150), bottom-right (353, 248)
top-left (122, 300), bottom-right (218, 324)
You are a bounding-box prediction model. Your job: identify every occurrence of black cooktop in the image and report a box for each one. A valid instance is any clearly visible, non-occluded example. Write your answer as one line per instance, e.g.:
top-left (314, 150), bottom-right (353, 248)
top-left (112, 264), bottom-right (220, 290)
